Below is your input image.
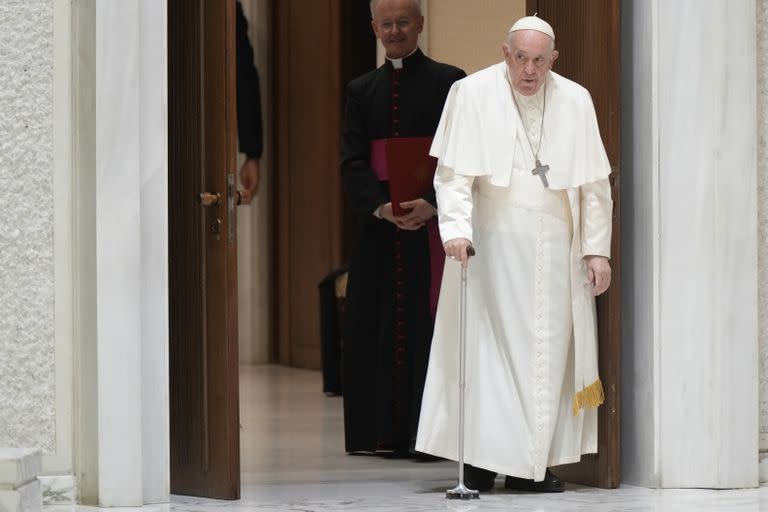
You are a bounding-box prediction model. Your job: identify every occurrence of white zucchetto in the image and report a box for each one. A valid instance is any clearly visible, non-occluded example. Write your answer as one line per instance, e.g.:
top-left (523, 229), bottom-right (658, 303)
top-left (508, 15), bottom-right (555, 40)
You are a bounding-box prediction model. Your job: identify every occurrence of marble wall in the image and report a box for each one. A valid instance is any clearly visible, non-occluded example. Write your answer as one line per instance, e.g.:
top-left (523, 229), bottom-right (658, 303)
top-left (757, 0), bottom-right (768, 469)
top-left (138, 0), bottom-right (170, 502)
top-left (0, 0), bottom-right (55, 453)
top-left (622, 0), bottom-right (758, 488)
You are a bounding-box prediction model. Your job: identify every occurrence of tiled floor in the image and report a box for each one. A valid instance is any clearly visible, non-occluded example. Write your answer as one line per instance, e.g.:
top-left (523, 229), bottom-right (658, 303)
top-left (49, 365), bottom-right (767, 511)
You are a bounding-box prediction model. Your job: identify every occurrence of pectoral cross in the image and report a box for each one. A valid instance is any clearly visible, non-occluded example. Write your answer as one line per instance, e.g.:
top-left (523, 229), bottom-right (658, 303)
top-left (531, 159), bottom-right (550, 188)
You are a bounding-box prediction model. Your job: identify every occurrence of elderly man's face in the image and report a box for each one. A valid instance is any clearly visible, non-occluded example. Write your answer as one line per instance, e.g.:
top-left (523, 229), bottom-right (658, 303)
top-left (371, 0), bottom-right (423, 59)
top-left (503, 30), bottom-right (558, 96)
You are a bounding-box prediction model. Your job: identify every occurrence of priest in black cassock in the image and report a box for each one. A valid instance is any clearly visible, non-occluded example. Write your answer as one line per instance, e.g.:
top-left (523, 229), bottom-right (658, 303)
top-left (341, 0), bottom-right (465, 456)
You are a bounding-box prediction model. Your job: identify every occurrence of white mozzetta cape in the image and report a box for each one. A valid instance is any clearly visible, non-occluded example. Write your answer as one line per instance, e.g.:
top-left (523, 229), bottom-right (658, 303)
top-left (430, 63), bottom-right (613, 414)
top-left (431, 62), bottom-right (610, 189)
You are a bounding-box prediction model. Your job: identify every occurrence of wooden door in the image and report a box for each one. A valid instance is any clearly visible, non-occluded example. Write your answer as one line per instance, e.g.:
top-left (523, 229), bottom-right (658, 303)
top-left (273, 0), bottom-right (345, 368)
top-left (168, 0), bottom-right (240, 499)
top-left (526, 0), bottom-right (622, 489)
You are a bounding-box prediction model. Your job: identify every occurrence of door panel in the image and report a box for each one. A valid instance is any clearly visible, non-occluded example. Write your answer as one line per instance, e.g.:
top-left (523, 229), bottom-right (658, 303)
top-left (169, 0), bottom-right (240, 499)
top-left (273, 0), bottom-right (344, 368)
top-left (526, 0), bottom-right (621, 489)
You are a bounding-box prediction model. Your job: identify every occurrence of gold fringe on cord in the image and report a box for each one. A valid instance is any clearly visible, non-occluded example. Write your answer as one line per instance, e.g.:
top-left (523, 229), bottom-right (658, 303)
top-left (571, 379), bottom-right (605, 416)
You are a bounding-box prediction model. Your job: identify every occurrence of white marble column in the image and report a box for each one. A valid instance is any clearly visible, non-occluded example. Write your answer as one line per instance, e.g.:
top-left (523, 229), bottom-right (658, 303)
top-left (72, 0), bottom-right (169, 506)
top-left (621, 0), bottom-right (758, 488)
top-left (139, 0), bottom-right (170, 503)
top-left (757, 0), bottom-right (768, 483)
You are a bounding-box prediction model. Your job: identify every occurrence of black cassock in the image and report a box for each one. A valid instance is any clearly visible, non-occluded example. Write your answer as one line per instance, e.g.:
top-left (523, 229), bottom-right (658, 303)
top-left (341, 49), bottom-right (465, 454)
top-left (235, 1), bottom-right (263, 160)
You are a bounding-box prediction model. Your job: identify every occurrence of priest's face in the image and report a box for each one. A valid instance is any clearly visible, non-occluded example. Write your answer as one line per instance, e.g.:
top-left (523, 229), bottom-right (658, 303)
top-left (371, 0), bottom-right (424, 59)
top-left (503, 30), bottom-right (559, 96)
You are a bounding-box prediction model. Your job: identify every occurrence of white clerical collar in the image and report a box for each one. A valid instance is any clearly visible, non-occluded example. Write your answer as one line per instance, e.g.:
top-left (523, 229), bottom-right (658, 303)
top-left (386, 47), bottom-right (418, 69)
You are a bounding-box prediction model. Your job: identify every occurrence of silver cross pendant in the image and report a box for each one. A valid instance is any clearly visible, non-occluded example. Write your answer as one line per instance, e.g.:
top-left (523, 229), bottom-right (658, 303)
top-left (531, 159), bottom-right (550, 188)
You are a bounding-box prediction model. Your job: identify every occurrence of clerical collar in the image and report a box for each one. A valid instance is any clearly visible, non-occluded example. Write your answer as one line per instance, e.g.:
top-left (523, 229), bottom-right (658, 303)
top-left (386, 47), bottom-right (421, 70)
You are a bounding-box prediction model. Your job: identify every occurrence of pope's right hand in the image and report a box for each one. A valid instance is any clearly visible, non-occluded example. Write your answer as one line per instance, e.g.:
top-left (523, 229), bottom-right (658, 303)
top-left (444, 238), bottom-right (472, 268)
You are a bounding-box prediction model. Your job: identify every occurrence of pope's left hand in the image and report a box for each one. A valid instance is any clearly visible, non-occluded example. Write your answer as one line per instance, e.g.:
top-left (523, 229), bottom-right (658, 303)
top-left (397, 198), bottom-right (436, 231)
top-left (584, 255), bottom-right (611, 296)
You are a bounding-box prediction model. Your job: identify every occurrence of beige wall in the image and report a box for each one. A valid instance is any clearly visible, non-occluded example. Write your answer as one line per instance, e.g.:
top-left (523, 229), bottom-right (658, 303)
top-left (426, 0), bottom-right (525, 74)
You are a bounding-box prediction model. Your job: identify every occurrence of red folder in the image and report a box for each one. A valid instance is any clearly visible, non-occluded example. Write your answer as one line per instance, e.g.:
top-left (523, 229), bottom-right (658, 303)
top-left (370, 137), bottom-right (437, 216)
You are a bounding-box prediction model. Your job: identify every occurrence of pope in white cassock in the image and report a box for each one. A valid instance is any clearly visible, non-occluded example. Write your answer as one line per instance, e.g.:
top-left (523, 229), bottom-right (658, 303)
top-left (415, 16), bottom-right (613, 493)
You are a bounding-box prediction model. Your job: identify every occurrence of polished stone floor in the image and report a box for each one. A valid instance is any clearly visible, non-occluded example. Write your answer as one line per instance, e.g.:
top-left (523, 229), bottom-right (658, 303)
top-left (50, 365), bottom-right (767, 511)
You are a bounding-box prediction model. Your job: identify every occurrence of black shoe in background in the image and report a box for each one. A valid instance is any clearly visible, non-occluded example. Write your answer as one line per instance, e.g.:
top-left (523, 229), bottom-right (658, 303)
top-left (463, 464), bottom-right (497, 492)
top-left (504, 468), bottom-right (564, 493)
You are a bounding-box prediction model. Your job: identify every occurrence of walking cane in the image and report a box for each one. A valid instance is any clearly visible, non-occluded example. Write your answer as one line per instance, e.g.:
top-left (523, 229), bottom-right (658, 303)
top-left (446, 245), bottom-right (480, 500)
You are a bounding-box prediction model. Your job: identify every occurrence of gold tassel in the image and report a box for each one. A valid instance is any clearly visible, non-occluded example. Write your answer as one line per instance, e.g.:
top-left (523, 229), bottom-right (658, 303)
top-left (571, 379), bottom-right (605, 416)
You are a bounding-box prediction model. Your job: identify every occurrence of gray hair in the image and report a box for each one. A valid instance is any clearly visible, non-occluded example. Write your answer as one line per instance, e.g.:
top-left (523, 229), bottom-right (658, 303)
top-left (370, 0), bottom-right (422, 19)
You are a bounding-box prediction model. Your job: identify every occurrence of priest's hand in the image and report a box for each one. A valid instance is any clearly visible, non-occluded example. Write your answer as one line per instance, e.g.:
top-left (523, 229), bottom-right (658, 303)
top-left (584, 255), bottom-right (611, 296)
top-left (378, 202), bottom-right (398, 224)
top-left (238, 157), bottom-right (261, 204)
top-left (444, 238), bottom-right (472, 268)
top-left (397, 199), bottom-right (437, 231)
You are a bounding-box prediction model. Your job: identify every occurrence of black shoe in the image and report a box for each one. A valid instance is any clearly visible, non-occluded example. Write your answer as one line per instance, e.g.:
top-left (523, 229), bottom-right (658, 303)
top-left (463, 464), bottom-right (497, 492)
top-left (504, 469), bottom-right (564, 493)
